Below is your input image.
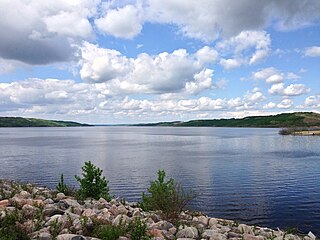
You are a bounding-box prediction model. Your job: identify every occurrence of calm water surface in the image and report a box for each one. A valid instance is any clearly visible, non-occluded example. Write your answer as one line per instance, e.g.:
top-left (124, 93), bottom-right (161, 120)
top-left (0, 127), bottom-right (320, 234)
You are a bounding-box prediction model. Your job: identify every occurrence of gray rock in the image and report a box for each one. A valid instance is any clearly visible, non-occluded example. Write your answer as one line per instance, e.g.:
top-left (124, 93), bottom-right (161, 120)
top-left (243, 234), bottom-right (265, 240)
top-left (118, 205), bottom-right (128, 215)
top-left (63, 199), bottom-right (81, 208)
top-left (45, 214), bottom-right (62, 227)
top-left (113, 214), bottom-right (130, 226)
top-left (228, 232), bottom-right (243, 238)
top-left (56, 193), bottom-right (66, 200)
top-left (209, 218), bottom-right (218, 228)
top-left (238, 224), bottom-right (254, 235)
top-left (56, 234), bottom-right (86, 240)
top-left (109, 204), bottom-right (119, 216)
top-left (82, 208), bottom-right (97, 218)
top-left (285, 234), bottom-right (302, 240)
top-left (308, 231), bottom-right (316, 240)
top-left (176, 227), bottom-right (198, 239)
top-left (43, 205), bottom-right (65, 217)
top-left (203, 229), bottom-right (227, 240)
top-left (20, 190), bottom-right (31, 198)
top-left (154, 220), bottom-right (174, 230)
top-left (22, 204), bottom-right (36, 218)
top-left (38, 232), bottom-right (53, 240)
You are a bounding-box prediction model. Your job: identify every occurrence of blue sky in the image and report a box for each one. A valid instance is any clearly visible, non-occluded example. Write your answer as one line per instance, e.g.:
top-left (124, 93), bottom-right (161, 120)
top-left (0, 0), bottom-right (319, 124)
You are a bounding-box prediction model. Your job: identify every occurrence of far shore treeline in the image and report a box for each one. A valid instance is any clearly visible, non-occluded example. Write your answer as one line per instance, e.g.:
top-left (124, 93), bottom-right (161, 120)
top-left (1, 112), bottom-right (320, 128)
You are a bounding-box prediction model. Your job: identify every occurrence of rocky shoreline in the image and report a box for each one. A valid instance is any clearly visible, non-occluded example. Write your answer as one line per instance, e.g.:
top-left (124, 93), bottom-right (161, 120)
top-left (0, 180), bottom-right (316, 240)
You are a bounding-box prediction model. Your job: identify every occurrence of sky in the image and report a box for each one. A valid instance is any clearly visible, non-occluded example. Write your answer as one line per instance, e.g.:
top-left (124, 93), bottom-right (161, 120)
top-left (0, 0), bottom-right (319, 124)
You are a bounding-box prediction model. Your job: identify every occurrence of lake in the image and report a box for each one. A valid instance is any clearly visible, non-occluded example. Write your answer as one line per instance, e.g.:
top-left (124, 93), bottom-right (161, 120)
top-left (0, 126), bottom-right (320, 234)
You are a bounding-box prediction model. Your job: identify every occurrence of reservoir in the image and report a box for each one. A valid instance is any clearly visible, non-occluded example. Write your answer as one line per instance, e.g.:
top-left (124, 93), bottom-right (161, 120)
top-left (0, 126), bottom-right (319, 234)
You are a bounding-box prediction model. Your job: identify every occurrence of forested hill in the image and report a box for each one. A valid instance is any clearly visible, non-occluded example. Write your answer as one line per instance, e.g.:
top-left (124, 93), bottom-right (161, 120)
top-left (135, 112), bottom-right (320, 128)
top-left (0, 117), bottom-right (90, 127)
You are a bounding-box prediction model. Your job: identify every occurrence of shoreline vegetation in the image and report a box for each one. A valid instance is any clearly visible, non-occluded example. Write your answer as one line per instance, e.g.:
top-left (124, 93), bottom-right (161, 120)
top-left (133, 112), bottom-right (320, 128)
top-left (279, 128), bottom-right (320, 136)
top-left (0, 117), bottom-right (91, 127)
top-left (1, 112), bottom-right (320, 129)
top-left (0, 162), bottom-right (317, 239)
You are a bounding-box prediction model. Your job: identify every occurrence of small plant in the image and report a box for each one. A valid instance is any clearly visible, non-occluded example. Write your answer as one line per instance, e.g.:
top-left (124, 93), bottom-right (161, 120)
top-left (128, 218), bottom-right (150, 240)
top-left (93, 224), bottom-right (127, 240)
top-left (75, 161), bottom-right (110, 200)
top-left (140, 170), bottom-right (196, 223)
top-left (0, 209), bottom-right (30, 240)
top-left (56, 174), bottom-right (69, 194)
top-left (50, 218), bottom-right (62, 239)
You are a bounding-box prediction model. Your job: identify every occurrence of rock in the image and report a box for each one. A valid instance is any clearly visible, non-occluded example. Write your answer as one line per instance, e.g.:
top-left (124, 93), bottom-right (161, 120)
top-left (22, 204), bottom-right (36, 218)
top-left (109, 204), bottom-right (119, 216)
top-left (308, 231), bottom-right (316, 240)
top-left (44, 198), bottom-right (55, 204)
top-left (56, 193), bottom-right (66, 200)
top-left (43, 205), bottom-right (65, 217)
top-left (45, 214), bottom-right (62, 227)
top-left (20, 190), bottom-right (31, 198)
top-left (228, 232), bottom-right (243, 238)
top-left (285, 234), bottom-right (302, 240)
top-left (153, 220), bottom-right (174, 230)
top-left (38, 232), bottom-right (53, 240)
top-left (162, 230), bottom-right (175, 240)
top-left (176, 227), bottom-right (198, 239)
top-left (0, 199), bottom-right (9, 208)
top-left (113, 214), bottom-right (130, 226)
top-left (63, 199), bottom-right (81, 208)
top-left (169, 227), bottom-right (177, 235)
top-left (238, 224), bottom-right (254, 235)
top-left (33, 199), bottom-right (45, 207)
top-left (118, 204), bottom-right (128, 215)
top-left (118, 237), bottom-right (129, 240)
top-left (82, 208), bottom-right (97, 218)
top-left (209, 218), bottom-right (218, 228)
top-left (56, 234), bottom-right (86, 240)
top-left (243, 234), bottom-right (265, 240)
top-left (202, 229), bottom-right (227, 240)
top-left (198, 215), bottom-right (209, 225)
top-left (149, 229), bottom-right (163, 238)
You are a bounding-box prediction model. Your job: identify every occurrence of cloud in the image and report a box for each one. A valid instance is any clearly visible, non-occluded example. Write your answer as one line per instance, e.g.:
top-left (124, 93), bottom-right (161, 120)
top-left (252, 67), bottom-right (284, 83)
top-left (263, 102), bottom-right (276, 109)
top-left (277, 99), bottom-right (293, 109)
top-left (79, 42), bottom-right (217, 95)
top-left (304, 46), bottom-right (320, 57)
top-left (268, 83), bottom-right (310, 96)
top-left (95, 5), bottom-right (143, 39)
top-left (217, 31), bottom-right (271, 69)
top-left (0, 0), bottom-right (98, 65)
top-left (145, 0), bottom-right (320, 42)
top-left (302, 95), bottom-right (320, 108)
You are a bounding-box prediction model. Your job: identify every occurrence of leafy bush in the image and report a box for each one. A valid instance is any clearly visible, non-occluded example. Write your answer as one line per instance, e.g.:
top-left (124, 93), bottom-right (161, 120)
top-left (0, 209), bottom-right (30, 240)
top-left (93, 218), bottom-right (150, 240)
top-left (75, 161), bottom-right (110, 200)
top-left (140, 170), bottom-right (196, 223)
top-left (93, 224), bottom-right (127, 240)
top-left (128, 218), bottom-right (150, 240)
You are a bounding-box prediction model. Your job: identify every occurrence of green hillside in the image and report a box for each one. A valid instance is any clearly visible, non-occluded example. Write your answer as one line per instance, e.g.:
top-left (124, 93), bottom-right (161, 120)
top-left (135, 112), bottom-right (320, 128)
top-left (0, 117), bottom-right (90, 127)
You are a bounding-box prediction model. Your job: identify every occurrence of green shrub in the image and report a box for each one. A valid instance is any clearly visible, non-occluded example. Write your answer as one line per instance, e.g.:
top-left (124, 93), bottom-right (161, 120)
top-left (128, 218), bottom-right (150, 240)
top-left (75, 161), bottom-right (110, 200)
top-left (93, 224), bottom-right (127, 240)
top-left (140, 170), bottom-right (196, 223)
top-left (0, 209), bottom-right (30, 240)
top-left (56, 174), bottom-right (68, 194)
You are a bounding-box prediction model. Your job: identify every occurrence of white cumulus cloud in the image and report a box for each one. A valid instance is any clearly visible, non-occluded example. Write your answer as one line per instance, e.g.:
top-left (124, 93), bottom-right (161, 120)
top-left (95, 5), bottom-right (143, 39)
top-left (304, 46), bottom-right (320, 57)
